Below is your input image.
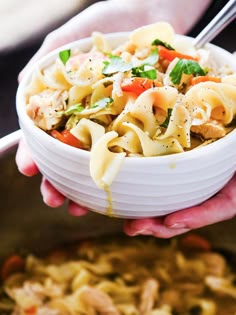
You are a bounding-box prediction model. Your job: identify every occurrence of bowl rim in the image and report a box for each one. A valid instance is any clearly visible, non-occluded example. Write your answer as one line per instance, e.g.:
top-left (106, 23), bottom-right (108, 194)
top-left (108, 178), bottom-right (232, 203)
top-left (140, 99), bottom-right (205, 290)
top-left (16, 31), bottom-right (236, 166)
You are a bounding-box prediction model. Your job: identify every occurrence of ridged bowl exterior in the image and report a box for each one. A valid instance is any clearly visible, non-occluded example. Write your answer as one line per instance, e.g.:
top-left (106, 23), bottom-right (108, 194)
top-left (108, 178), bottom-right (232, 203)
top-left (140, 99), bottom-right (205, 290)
top-left (1, 135), bottom-right (236, 260)
top-left (16, 33), bottom-right (236, 218)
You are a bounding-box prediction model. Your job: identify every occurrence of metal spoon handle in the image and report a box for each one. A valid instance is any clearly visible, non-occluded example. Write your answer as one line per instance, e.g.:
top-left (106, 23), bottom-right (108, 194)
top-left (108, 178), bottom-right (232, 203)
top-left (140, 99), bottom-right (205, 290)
top-left (193, 0), bottom-right (236, 48)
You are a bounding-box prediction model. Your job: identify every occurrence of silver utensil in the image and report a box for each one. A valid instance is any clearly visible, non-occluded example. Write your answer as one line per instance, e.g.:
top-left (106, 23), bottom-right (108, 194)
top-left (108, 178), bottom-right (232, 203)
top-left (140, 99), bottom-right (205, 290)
top-left (193, 0), bottom-right (236, 48)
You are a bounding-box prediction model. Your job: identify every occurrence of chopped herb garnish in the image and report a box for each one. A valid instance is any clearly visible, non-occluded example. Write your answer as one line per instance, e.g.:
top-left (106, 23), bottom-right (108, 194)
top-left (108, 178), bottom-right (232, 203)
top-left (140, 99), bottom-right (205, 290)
top-left (59, 49), bottom-right (71, 65)
top-left (65, 103), bottom-right (84, 115)
top-left (102, 56), bottom-right (133, 76)
top-left (102, 50), bottom-right (158, 79)
top-left (160, 108), bottom-right (173, 128)
top-left (131, 48), bottom-right (158, 79)
top-left (65, 115), bottom-right (81, 129)
top-left (132, 65), bottom-right (157, 79)
top-left (91, 97), bottom-right (113, 109)
top-left (203, 67), bottom-right (209, 75)
top-left (169, 59), bottom-right (206, 84)
top-left (152, 38), bottom-right (175, 50)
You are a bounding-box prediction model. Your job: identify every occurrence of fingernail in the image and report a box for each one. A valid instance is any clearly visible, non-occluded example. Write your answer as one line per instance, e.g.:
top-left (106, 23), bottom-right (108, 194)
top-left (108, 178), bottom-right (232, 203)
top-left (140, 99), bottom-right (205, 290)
top-left (127, 229), bottom-right (152, 236)
top-left (168, 223), bottom-right (187, 229)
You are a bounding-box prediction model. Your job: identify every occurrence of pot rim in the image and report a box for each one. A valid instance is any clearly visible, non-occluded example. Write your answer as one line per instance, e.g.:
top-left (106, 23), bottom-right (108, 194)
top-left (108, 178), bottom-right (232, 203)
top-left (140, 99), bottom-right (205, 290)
top-left (0, 129), bottom-right (22, 155)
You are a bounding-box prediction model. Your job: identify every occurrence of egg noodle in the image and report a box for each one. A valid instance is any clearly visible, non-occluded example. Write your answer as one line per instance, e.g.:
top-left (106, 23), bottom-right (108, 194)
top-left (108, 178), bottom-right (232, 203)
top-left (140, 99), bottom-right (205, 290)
top-left (0, 235), bottom-right (235, 315)
top-left (25, 22), bottom-right (236, 189)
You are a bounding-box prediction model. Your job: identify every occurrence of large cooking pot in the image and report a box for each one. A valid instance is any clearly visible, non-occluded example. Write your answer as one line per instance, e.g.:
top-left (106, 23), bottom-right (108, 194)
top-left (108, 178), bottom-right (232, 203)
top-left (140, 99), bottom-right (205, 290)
top-left (0, 130), bottom-right (236, 261)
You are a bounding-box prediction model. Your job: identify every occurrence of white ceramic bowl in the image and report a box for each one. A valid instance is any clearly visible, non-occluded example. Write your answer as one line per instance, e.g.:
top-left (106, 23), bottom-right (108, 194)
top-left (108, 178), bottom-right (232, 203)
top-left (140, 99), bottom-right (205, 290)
top-left (16, 32), bottom-right (236, 218)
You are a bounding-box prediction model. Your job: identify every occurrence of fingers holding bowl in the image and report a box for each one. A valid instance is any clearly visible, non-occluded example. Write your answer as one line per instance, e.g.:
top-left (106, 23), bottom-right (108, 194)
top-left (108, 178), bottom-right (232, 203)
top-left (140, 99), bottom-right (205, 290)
top-left (40, 177), bottom-right (66, 208)
top-left (68, 201), bottom-right (89, 216)
top-left (15, 139), bottom-right (88, 214)
top-left (124, 217), bottom-right (190, 238)
top-left (124, 174), bottom-right (236, 239)
top-left (164, 174), bottom-right (236, 230)
top-left (15, 139), bottom-right (39, 176)
top-left (40, 177), bottom-right (89, 215)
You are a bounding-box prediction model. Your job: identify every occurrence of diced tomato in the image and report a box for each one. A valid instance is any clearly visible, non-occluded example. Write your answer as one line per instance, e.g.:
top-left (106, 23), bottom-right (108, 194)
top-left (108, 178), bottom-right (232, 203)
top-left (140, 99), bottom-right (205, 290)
top-left (25, 306), bottom-right (37, 315)
top-left (121, 77), bottom-right (162, 95)
top-left (1, 255), bottom-right (25, 281)
top-left (190, 76), bottom-right (221, 85)
top-left (158, 45), bottom-right (198, 62)
top-left (51, 129), bottom-right (83, 148)
top-left (180, 233), bottom-right (211, 252)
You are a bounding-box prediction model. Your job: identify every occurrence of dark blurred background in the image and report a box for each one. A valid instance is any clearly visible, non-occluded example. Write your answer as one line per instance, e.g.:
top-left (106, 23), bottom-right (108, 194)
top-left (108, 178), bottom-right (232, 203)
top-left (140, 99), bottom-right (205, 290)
top-left (0, 0), bottom-right (235, 138)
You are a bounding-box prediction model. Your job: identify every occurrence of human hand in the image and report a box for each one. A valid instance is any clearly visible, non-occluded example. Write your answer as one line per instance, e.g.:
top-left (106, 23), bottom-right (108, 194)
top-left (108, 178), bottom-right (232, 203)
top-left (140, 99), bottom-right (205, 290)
top-left (15, 139), bottom-right (88, 216)
top-left (124, 174), bottom-right (236, 238)
top-left (16, 0), bottom-right (213, 227)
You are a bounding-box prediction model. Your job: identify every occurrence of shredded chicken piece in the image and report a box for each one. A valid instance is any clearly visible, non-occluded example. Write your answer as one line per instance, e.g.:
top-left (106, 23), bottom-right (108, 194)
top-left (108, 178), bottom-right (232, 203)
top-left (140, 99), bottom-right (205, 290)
top-left (27, 89), bottom-right (68, 131)
top-left (191, 120), bottom-right (226, 139)
top-left (139, 278), bottom-right (159, 314)
top-left (37, 306), bottom-right (60, 315)
top-left (7, 282), bottom-right (45, 309)
top-left (80, 286), bottom-right (120, 315)
top-left (205, 276), bottom-right (236, 299)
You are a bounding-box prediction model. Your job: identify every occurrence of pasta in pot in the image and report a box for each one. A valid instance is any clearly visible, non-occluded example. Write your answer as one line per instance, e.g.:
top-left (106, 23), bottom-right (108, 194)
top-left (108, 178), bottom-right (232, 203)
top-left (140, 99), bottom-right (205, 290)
top-left (0, 234), bottom-right (235, 315)
top-left (24, 22), bottom-right (236, 189)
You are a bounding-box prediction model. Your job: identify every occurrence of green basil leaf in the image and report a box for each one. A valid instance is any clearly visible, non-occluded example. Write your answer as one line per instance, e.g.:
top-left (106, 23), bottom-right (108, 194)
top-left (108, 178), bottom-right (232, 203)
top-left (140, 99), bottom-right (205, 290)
top-left (169, 59), bottom-right (206, 84)
top-left (102, 56), bottom-right (133, 76)
top-left (91, 97), bottom-right (113, 109)
top-left (160, 108), bottom-right (173, 128)
top-left (65, 103), bottom-right (84, 115)
top-left (131, 49), bottom-right (158, 79)
top-left (59, 49), bottom-right (71, 65)
top-left (152, 38), bottom-right (175, 50)
top-left (132, 65), bottom-right (157, 79)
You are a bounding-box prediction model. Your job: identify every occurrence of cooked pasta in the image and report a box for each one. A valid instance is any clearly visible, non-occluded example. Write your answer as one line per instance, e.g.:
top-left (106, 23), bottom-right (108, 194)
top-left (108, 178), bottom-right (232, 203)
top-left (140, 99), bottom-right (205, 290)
top-left (24, 22), bottom-right (236, 188)
top-left (0, 234), bottom-right (235, 315)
